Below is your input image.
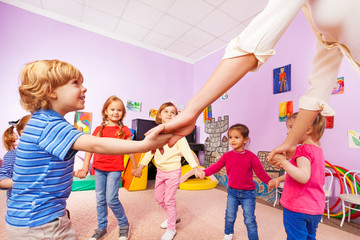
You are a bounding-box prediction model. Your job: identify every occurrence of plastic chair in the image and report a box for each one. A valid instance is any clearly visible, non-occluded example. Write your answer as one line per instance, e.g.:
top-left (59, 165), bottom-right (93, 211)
top-left (321, 168), bottom-right (334, 222)
top-left (340, 170), bottom-right (360, 227)
top-left (273, 181), bottom-right (285, 207)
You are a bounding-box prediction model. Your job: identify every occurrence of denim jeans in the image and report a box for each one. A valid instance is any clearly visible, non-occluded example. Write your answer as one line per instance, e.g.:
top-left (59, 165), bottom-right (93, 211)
top-left (283, 208), bottom-right (322, 240)
top-left (95, 169), bottom-right (128, 229)
top-left (225, 187), bottom-right (258, 240)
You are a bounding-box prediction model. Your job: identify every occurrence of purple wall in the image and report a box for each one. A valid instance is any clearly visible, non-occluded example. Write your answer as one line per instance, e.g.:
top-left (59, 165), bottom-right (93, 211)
top-left (0, 2), bottom-right (193, 156)
top-left (194, 11), bottom-right (360, 171)
top-left (1, 2), bottom-right (359, 173)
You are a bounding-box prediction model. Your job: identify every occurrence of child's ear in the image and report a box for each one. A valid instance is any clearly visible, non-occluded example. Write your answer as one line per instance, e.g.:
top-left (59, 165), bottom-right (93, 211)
top-left (47, 91), bottom-right (57, 99)
top-left (244, 137), bottom-right (249, 143)
top-left (306, 126), bottom-right (314, 135)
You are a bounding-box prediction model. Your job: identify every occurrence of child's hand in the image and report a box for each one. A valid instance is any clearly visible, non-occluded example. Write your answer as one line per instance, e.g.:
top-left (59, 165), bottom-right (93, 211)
top-left (194, 167), bottom-right (205, 179)
top-left (132, 167), bottom-right (143, 178)
top-left (268, 178), bottom-right (281, 189)
top-left (74, 168), bottom-right (88, 178)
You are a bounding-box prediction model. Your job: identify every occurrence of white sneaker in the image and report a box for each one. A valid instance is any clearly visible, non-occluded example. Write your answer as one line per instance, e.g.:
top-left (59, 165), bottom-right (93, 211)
top-left (161, 230), bottom-right (176, 240)
top-left (160, 217), bottom-right (181, 229)
top-left (223, 234), bottom-right (233, 240)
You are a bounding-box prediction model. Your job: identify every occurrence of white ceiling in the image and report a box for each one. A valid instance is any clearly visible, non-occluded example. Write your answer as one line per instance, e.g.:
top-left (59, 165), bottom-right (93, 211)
top-left (3, 0), bottom-right (269, 63)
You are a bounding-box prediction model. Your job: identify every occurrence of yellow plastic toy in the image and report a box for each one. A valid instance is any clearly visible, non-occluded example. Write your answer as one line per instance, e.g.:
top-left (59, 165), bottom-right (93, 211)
top-left (122, 153), bottom-right (148, 191)
top-left (179, 164), bottom-right (218, 190)
top-left (122, 151), bottom-right (218, 191)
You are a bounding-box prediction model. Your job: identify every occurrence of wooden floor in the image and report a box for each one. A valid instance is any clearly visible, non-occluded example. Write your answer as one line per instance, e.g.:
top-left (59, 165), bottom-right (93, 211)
top-left (1, 183), bottom-right (359, 240)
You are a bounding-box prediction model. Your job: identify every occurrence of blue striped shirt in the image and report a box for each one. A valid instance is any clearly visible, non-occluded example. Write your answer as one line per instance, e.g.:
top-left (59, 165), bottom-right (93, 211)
top-left (0, 149), bottom-right (17, 200)
top-left (6, 109), bottom-right (84, 227)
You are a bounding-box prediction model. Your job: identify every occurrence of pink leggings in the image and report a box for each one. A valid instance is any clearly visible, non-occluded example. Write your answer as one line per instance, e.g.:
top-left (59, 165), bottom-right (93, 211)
top-left (155, 168), bottom-right (181, 231)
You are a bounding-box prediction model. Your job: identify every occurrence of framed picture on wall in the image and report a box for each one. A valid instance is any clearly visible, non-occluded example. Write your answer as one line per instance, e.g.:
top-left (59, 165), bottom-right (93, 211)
top-left (279, 101), bottom-right (293, 122)
top-left (332, 77), bottom-right (344, 95)
top-left (74, 111), bottom-right (92, 134)
top-left (273, 64), bottom-right (291, 94)
top-left (348, 130), bottom-right (360, 148)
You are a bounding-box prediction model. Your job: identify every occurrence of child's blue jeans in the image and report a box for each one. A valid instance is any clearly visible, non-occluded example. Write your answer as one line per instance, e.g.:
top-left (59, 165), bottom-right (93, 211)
top-left (95, 169), bottom-right (128, 229)
top-left (225, 187), bottom-right (258, 240)
top-left (283, 207), bottom-right (322, 240)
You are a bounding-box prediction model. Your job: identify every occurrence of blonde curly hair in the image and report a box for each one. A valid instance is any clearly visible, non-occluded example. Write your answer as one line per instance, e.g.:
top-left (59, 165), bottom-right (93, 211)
top-left (18, 59), bottom-right (83, 113)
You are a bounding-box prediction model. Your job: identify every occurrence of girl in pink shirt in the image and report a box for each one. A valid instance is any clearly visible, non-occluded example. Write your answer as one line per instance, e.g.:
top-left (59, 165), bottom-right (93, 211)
top-left (268, 112), bottom-right (326, 240)
top-left (199, 124), bottom-right (272, 240)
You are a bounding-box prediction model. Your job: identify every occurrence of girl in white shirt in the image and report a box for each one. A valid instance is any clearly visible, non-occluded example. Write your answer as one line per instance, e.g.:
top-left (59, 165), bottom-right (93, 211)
top-left (133, 102), bottom-right (202, 240)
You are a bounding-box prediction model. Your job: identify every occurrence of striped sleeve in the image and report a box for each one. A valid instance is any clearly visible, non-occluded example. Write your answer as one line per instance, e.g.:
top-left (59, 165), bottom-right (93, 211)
top-left (38, 118), bottom-right (83, 160)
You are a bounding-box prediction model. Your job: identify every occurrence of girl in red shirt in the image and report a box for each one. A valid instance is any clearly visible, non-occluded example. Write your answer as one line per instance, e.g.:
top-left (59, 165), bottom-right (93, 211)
top-left (75, 95), bottom-right (136, 240)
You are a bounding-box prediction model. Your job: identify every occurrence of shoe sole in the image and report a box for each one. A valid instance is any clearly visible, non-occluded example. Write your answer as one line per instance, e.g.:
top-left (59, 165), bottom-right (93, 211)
top-left (160, 218), bottom-right (181, 229)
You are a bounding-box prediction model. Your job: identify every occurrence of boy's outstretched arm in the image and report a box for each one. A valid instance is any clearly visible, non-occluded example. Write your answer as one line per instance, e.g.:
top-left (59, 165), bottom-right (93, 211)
top-left (72, 124), bottom-right (172, 155)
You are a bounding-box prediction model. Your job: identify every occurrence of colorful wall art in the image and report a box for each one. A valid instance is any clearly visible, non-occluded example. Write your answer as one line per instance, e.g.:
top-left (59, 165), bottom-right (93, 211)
top-left (273, 64), bottom-right (291, 94)
top-left (348, 130), bottom-right (360, 148)
top-left (203, 105), bottom-right (212, 123)
top-left (279, 101), bottom-right (293, 122)
top-left (149, 109), bottom-right (157, 118)
top-left (332, 77), bottom-right (344, 95)
top-left (221, 91), bottom-right (229, 100)
top-left (126, 100), bottom-right (141, 112)
top-left (74, 111), bottom-right (92, 133)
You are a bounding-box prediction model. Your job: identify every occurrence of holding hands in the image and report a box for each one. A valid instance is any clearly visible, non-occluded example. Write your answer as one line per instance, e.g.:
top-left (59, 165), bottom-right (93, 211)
top-left (268, 152), bottom-right (287, 169)
top-left (268, 178), bottom-right (281, 189)
top-left (194, 167), bottom-right (205, 179)
top-left (74, 167), bottom-right (89, 179)
top-left (132, 165), bottom-right (144, 178)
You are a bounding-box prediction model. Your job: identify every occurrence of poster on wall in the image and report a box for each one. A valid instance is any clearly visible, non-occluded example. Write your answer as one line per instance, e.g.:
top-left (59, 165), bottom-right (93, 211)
top-left (332, 77), bottom-right (344, 95)
top-left (126, 100), bottom-right (141, 112)
top-left (203, 105), bottom-right (212, 123)
top-left (325, 116), bottom-right (334, 129)
top-left (74, 111), bottom-right (92, 134)
top-left (149, 109), bottom-right (157, 118)
top-left (221, 91), bottom-right (229, 100)
top-left (279, 101), bottom-right (293, 122)
top-left (273, 64), bottom-right (291, 94)
top-left (348, 130), bottom-right (360, 148)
